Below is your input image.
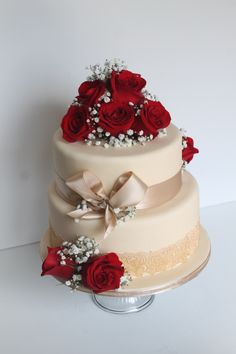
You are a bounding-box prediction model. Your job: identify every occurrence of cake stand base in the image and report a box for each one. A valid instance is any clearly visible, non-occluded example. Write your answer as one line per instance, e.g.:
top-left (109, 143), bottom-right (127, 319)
top-left (92, 294), bottom-right (155, 314)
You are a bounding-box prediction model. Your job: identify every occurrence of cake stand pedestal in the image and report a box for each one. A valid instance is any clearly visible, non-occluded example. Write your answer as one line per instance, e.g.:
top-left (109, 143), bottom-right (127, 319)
top-left (40, 226), bottom-right (211, 314)
top-left (92, 294), bottom-right (155, 314)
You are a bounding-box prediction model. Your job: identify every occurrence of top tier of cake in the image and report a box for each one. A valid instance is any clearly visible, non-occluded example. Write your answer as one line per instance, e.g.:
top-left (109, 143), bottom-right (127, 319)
top-left (53, 123), bottom-right (182, 190)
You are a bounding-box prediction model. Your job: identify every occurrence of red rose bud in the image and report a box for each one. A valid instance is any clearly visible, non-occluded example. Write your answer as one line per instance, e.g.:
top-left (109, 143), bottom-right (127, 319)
top-left (81, 253), bottom-right (125, 293)
top-left (99, 101), bottom-right (135, 135)
top-left (61, 105), bottom-right (92, 142)
top-left (41, 247), bottom-right (75, 280)
top-left (78, 80), bottom-right (106, 107)
top-left (182, 137), bottom-right (199, 163)
top-left (111, 70), bottom-right (146, 104)
top-left (140, 100), bottom-right (171, 136)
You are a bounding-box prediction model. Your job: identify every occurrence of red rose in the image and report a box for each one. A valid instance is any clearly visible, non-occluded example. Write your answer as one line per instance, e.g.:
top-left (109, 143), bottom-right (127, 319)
top-left (61, 105), bottom-right (92, 142)
top-left (78, 80), bottom-right (106, 107)
top-left (99, 101), bottom-right (135, 135)
top-left (110, 70), bottom-right (146, 104)
top-left (140, 100), bottom-right (171, 136)
top-left (81, 253), bottom-right (124, 293)
top-left (41, 247), bottom-right (75, 280)
top-left (182, 137), bottom-right (199, 163)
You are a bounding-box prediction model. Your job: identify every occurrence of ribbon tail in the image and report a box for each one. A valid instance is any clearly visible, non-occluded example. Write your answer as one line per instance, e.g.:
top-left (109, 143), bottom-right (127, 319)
top-left (66, 170), bottom-right (107, 203)
top-left (103, 206), bottom-right (117, 239)
top-left (103, 223), bottom-right (115, 240)
top-left (136, 171), bottom-right (182, 209)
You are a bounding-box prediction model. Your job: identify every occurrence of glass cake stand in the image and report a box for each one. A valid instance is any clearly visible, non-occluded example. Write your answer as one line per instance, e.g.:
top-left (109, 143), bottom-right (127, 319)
top-left (92, 294), bottom-right (155, 314)
top-left (40, 226), bottom-right (211, 314)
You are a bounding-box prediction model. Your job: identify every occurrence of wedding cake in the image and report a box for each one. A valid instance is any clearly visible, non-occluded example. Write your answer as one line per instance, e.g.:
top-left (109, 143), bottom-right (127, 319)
top-left (41, 59), bottom-right (205, 294)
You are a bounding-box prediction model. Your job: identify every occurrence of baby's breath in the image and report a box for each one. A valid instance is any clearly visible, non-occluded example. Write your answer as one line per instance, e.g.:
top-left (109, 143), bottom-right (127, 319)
top-left (86, 58), bottom-right (127, 81)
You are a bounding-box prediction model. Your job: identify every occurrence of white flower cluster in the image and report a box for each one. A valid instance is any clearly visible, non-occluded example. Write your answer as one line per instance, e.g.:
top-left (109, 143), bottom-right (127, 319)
top-left (59, 236), bottom-right (99, 290)
top-left (74, 200), bottom-right (90, 223)
top-left (76, 199), bottom-right (88, 210)
top-left (85, 127), bottom-right (168, 148)
top-left (86, 58), bottom-right (127, 81)
top-left (180, 128), bottom-right (188, 169)
top-left (95, 132), bottom-right (154, 148)
top-left (180, 128), bottom-right (188, 149)
top-left (119, 272), bottom-right (132, 288)
top-left (142, 89), bottom-right (158, 101)
top-left (114, 206), bottom-right (137, 225)
top-left (65, 274), bottom-right (82, 289)
top-left (59, 236), bottom-right (99, 265)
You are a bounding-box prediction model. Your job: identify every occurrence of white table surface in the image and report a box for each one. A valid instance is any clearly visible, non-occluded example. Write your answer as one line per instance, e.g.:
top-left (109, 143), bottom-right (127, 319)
top-left (1, 201), bottom-right (236, 354)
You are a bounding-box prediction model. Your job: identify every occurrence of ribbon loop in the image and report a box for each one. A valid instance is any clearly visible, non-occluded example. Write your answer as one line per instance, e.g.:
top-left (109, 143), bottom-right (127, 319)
top-left (66, 171), bottom-right (107, 205)
top-left (109, 172), bottom-right (148, 208)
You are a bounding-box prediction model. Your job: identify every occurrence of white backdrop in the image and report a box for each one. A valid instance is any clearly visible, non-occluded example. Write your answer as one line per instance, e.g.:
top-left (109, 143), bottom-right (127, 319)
top-left (1, 0), bottom-right (236, 249)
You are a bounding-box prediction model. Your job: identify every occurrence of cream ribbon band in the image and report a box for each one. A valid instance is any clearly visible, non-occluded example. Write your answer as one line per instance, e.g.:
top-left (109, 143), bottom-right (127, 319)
top-left (55, 170), bottom-right (182, 239)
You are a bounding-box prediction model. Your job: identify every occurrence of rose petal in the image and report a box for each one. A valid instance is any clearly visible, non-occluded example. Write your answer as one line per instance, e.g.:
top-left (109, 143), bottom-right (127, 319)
top-left (41, 253), bottom-right (59, 273)
top-left (42, 265), bottom-right (75, 280)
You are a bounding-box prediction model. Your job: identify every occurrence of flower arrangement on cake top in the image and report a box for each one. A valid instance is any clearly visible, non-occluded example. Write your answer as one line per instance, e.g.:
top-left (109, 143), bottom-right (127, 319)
top-left (61, 59), bottom-right (171, 147)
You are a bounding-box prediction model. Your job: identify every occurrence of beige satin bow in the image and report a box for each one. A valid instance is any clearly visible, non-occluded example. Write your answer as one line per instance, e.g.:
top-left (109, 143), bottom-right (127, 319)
top-left (65, 170), bottom-right (148, 239)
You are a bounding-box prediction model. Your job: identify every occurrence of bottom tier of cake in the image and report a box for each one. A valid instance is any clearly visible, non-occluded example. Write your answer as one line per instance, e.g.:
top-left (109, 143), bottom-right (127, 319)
top-left (47, 170), bottom-right (200, 277)
top-left (40, 225), bottom-right (210, 294)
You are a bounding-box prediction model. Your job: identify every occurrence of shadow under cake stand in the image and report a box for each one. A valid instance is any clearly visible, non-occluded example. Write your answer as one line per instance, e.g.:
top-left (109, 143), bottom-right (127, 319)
top-left (40, 226), bottom-right (211, 314)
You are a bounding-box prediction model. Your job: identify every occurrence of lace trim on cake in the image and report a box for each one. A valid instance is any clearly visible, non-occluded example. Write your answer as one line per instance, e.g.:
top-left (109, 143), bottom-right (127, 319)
top-left (46, 223), bottom-right (200, 279)
top-left (118, 224), bottom-right (200, 277)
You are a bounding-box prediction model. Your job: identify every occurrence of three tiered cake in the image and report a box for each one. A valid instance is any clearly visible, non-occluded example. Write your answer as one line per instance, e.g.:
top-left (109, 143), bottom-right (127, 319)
top-left (40, 60), bottom-right (209, 294)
